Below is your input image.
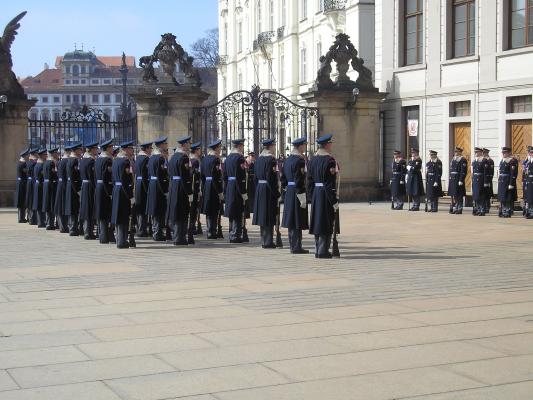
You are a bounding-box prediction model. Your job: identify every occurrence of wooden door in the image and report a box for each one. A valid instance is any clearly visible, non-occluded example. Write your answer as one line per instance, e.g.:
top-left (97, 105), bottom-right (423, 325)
top-left (453, 123), bottom-right (472, 190)
top-left (510, 119), bottom-right (533, 199)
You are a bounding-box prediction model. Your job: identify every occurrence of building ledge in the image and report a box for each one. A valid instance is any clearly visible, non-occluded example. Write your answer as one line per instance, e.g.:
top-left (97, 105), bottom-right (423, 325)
top-left (394, 63), bottom-right (427, 73)
top-left (496, 46), bottom-right (533, 59)
top-left (441, 55), bottom-right (479, 66)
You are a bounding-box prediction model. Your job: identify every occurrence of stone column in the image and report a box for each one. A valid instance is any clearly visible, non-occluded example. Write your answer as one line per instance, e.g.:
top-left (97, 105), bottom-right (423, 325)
top-left (130, 84), bottom-right (210, 146)
top-left (302, 88), bottom-right (387, 201)
top-left (0, 98), bottom-right (35, 206)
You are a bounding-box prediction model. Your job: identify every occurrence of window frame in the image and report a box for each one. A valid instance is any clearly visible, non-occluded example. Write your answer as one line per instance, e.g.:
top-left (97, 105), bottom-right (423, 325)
top-left (508, 0), bottom-right (533, 49)
top-left (452, 0), bottom-right (476, 58)
top-left (403, 0), bottom-right (424, 66)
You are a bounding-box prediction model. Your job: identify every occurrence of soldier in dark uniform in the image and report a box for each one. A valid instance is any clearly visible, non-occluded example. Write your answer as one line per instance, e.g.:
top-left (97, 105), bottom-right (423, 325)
top-left (167, 136), bottom-right (194, 246)
top-left (25, 148), bottom-right (38, 225)
top-left (189, 142), bottom-right (202, 237)
top-left (498, 146), bottom-right (518, 218)
top-left (390, 150), bottom-right (406, 210)
top-left (448, 147), bottom-right (468, 214)
top-left (307, 134), bottom-right (339, 259)
top-left (134, 141), bottom-right (152, 237)
top-left (523, 146), bottom-right (533, 218)
top-left (201, 139), bottom-right (224, 239)
top-left (246, 151), bottom-right (256, 215)
top-left (521, 146), bottom-right (531, 215)
top-left (42, 147), bottom-right (59, 230)
top-left (112, 146), bottom-right (120, 158)
top-left (253, 138), bottom-right (280, 249)
top-left (425, 150), bottom-right (442, 212)
top-left (79, 142), bottom-right (98, 240)
top-left (406, 148), bottom-right (424, 211)
top-left (54, 146), bottom-right (71, 233)
top-left (15, 148), bottom-right (29, 223)
top-left (224, 138), bottom-right (247, 243)
top-left (32, 148), bottom-right (48, 228)
top-left (94, 139), bottom-right (114, 244)
top-left (471, 147), bottom-right (489, 216)
top-left (111, 141), bottom-right (135, 249)
top-left (482, 148), bottom-right (494, 213)
top-left (146, 137), bottom-right (170, 241)
top-left (281, 137), bottom-right (309, 254)
top-left (65, 143), bottom-right (83, 236)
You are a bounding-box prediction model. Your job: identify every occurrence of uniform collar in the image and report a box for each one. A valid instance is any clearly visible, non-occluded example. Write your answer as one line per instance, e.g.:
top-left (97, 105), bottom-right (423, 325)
top-left (260, 149), bottom-right (274, 157)
top-left (138, 150), bottom-right (148, 157)
top-left (152, 148), bottom-right (161, 156)
top-left (208, 150), bottom-right (217, 156)
top-left (290, 148), bottom-right (303, 157)
top-left (230, 147), bottom-right (242, 155)
top-left (19, 157), bottom-right (25, 162)
top-left (99, 151), bottom-right (112, 159)
top-left (503, 157), bottom-right (512, 162)
top-left (315, 148), bottom-right (330, 156)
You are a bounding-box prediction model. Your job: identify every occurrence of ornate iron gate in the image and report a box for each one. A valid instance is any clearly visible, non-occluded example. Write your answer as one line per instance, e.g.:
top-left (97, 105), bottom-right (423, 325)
top-left (28, 106), bottom-right (137, 151)
top-left (190, 86), bottom-right (321, 157)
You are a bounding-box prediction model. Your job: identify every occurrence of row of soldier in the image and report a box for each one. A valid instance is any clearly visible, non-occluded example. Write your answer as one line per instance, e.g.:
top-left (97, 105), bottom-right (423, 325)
top-left (391, 145), bottom-right (532, 217)
top-left (15, 134), bottom-right (341, 258)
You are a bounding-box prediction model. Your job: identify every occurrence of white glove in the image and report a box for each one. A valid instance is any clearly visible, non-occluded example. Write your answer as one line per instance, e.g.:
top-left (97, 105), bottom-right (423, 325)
top-left (164, 193), bottom-right (169, 199)
top-left (484, 184), bottom-right (489, 187)
top-left (218, 193), bottom-right (224, 201)
top-left (296, 193), bottom-right (307, 208)
top-left (242, 193), bottom-right (248, 201)
top-left (508, 185), bottom-right (514, 190)
top-left (458, 181), bottom-right (463, 186)
top-left (389, 180), bottom-right (392, 185)
top-left (333, 202), bottom-right (339, 212)
top-left (77, 191), bottom-right (82, 197)
top-left (130, 198), bottom-right (135, 206)
top-left (400, 181), bottom-right (405, 185)
top-left (406, 165), bottom-right (413, 171)
top-left (433, 182), bottom-right (438, 187)
top-left (198, 190), bottom-right (202, 197)
top-left (188, 194), bottom-right (194, 203)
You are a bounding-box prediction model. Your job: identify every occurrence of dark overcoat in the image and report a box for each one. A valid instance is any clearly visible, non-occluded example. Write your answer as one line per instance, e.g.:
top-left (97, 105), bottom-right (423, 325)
top-left (307, 153), bottom-right (337, 236)
top-left (522, 159), bottom-right (529, 199)
top-left (425, 159), bottom-right (443, 200)
top-left (111, 156), bottom-right (133, 225)
top-left (471, 157), bottom-right (490, 202)
top-left (390, 159), bottom-right (407, 197)
top-left (281, 153), bottom-right (308, 230)
top-left (167, 151), bottom-right (192, 223)
top-left (24, 160), bottom-right (36, 210)
top-left (246, 160), bottom-right (256, 214)
top-left (15, 160), bottom-right (27, 208)
top-left (448, 156), bottom-right (468, 197)
top-left (406, 157), bottom-right (425, 196)
top-left (252, 153), bottom-right (279, 227)
top-left (200, 154), bottom-right (223, 217)
top-left (94, 155), bottom-right (113, 221)
top-left (32, 161), bottom-right (45, 211)
top-left (64, 157), bottom-right (81, 216)
top-left (485, 157), bottom-right (495, 198)
top-left (223, 152), bottom-right (247, 219)
top-left (79, 156), bottom-right (96, 220)
top-left (134, 154), bottom-right (149, 213)
top-left (497, 157), bottom-right (518, 202)
top-left (42, 159), bottom-right (57, 213)
top-left (524, 160), bottom-right (533, 204)
top-left (146, 153), bottom-right (168, 217)
top-left (54, 158), bottom-right (68, 216)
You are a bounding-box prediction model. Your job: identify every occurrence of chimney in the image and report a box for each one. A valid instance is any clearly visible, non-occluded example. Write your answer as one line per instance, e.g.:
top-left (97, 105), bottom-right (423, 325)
top-left (44, 62), bottom-right (49, 70)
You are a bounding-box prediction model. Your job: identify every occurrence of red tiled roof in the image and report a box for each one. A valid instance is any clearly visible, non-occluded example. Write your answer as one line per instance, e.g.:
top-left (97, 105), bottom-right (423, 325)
top-left (21, 69), bottom-right (62, 90)
top-left (54, 55), bottom-right (136, 68)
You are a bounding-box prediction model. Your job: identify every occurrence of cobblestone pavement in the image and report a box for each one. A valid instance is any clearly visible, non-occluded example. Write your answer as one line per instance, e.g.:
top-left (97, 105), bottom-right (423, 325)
top-left (0, 203), bottom-right (532, 399)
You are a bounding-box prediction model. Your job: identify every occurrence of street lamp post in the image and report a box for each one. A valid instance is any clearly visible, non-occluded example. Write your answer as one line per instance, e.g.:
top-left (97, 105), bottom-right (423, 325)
top-left (119, 52), bottom-right (130, 121)
top-left (0, 95), bottom-right (7, 118)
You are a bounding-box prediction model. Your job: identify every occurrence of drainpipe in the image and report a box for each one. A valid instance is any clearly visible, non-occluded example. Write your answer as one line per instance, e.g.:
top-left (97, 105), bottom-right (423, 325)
top-left (378, 110), bottom-right (385, 187)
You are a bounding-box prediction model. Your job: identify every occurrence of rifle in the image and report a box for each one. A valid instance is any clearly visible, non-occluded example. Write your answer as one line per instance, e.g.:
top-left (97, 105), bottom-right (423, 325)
top-left (332, 165), bottom-right (341, 258)
top-left (217, 197), bottom-right (224, 239)
top-left (242, 163), bottom-right (249, 243)
top-left (187, 166), bottom-right (196, 245)
top-left (128, 161), bottom-right (136, 248)
top-left (275, 158), bottom-right (283, 248)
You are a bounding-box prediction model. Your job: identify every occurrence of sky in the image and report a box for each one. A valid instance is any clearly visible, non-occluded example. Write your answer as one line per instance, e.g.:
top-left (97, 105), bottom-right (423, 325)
top-left (2, 0), bottom-right (218, 78)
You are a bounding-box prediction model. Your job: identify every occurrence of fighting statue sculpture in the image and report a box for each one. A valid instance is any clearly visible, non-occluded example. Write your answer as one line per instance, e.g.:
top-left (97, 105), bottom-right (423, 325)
top-left (0, 11), bottom-right (27, 99)
top-left (315, 33), bottom-right (375, 91)
top-left (139, 33), bottom-right (201, 87)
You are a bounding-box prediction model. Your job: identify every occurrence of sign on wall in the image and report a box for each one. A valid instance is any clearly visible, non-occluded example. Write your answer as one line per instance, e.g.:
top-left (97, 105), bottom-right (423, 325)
top-left (407, 119), bottom-right (418, 137)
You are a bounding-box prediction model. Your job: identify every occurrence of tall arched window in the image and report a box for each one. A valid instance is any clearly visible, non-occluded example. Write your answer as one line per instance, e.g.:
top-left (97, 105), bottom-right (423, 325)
top-left (300, 44), bottom-right (307, 83)
top-left (270, 0), bottom-right (275, 30)
top-left (257, 0), bottom-right (262, 33)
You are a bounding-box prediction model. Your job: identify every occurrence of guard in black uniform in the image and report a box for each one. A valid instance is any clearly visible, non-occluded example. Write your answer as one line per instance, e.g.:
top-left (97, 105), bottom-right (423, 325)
top-left (498, 146), bottom-right (518, 218)
top-left (253, 138), bottom-right (280, 249)
top-left (406, 148), bottom-right (424, 211)
top-left (134, 141), bottom-right (152, 237)
top-left (390, 150), bottom-right (406, 210)
top-left (471, 147), bottom-right (489, 216)
top-left (54, 146), bottom-right (71, 233)
top-left (65, 143), bottom-right (83, 236)
top-left (281, 137), bottom-right (309, 254)
top-left (94, 139), bottom-right (114, 243)
top-left (201, 139), bottom-right (224, 239)
top-left (25, 148), bottom-right (38, 225)
top-left (425, 150), bottom-right (442, 212)
top-left (246, 151), bottom-right (256, 215)
top-left (15, 148), bottom-right (29, 223)
top-left (189, 141), bottom-right (202, 236)
top-left (42, 147), bottom-right (59, 230)
top-left (146, 137), bottom-right (170, 241)
top-left (224, 138), bottom-right (247, 243)
top-left (521, 146), bottom-right (531, 215)
top-left (167, 135), bottom-right (193, 246)
top-left (448, 146), bottom-right (468, 214)
top-left (308, 134), bottom-right (339, 259)
top-left (32, 148), bottom-right (48, 228)
top-left (111, 141), bottom-right (135, 248)
top-left (523, 146), bottom-right (533, 218)
top-left (79, 142), bottom-right (98, 239)
top-left (483, 148), bottom-right (494, 213)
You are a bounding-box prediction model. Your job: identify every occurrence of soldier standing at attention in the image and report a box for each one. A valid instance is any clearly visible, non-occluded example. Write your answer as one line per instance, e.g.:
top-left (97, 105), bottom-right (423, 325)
top-left (79, 142), bottom-right (98, 240)
top-left (523, 146), bottom-right (533, 218)
top-left (425, 150), bottom-right (442, 212)
top-left (483, 148), bottom-right (494, 213)
top-left (498, 146), bottom-right (518, 218)
top-left (167, 136), bottom-right (194, 246)
top-left (406, 148), bottom-right (424, 211)
top-left (146, 137), bottom-right (170, 241)
top-left (448, 147), bottom-right (468, 214)
top-left (246, 151), bottom-right (256, 216)
top-left (521, 146), bottom-right (531, 215)
top-left (42, 147), bottom-right (59, 230)
top-left (25, 148), bottom-right (38, 225)
top-left (15, 148), bottom-right (29, 223)
top-left (390, 150), bottom-right (406, 210)
top-left (54, 146), bottom-right (71, 233)
top-left (224, 138), bottom-right (247, 243)
top-left (308, 134), bottom-right (339, 259)
top-left (201, 139), bottom-right (224, 239)
top-left (281, 137), bottom-right (309, 254)
top-left (134, 141), bottom-right (152, 237)
top-left (253, 138), bottom-right (280, 249)
top-left (32, 148), bottom-right (48, 228)
top-left (65, 143), bottom-right (83, 236)
top-left (471, 147), bottom-right (489, 216)
top-left (189, 142), bottom-right (202, 236)
top-left (111, 141), bottom-right (135, 249)
top-left (94, 139), bottom-right (114, 244)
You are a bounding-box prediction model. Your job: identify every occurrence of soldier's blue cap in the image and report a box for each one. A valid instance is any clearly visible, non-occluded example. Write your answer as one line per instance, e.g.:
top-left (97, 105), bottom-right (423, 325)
top-left (316, 134), bottom-right (333, 144)
top-left (292, 137), bottom-right (307, 146)
top-left (208, 139), bottom-right (222, 149)
top-left (528, 146), bottom-right (533, 151)
top-left (454, 146), bottom-right (463, 152)
top-left (482, 148), bottom-right (490, 153)
top-left (139, 140), bottom-right (152, 149)
top-left (29, 147), bottom-right (39, 154)
top-left (37, 148), bottom-right (47, 155)
top-left (20, 148), bottom-right (30, 157)
top-left (502, 146), bottom-right (511, 152)
top-left (70, 143), bottom-right (83, 151)
top-left (393, 150), bottom-right (402, 154)
top-left (99, 139), bottom-right (113, 149)
top-left (262, 138), bottom-right (275, 146)
top-left (154, 136), bottom-right (168, 146)
top-left (112, 145), bottom-right (120, 154)
top-left (474, 147), bottom-right (483, 152)
top-left (191, 141), bottom-right (201, 151)
top-left (429, 150), bottom-right (438, 155)
top-left (177, 135), bottom-right (192, 144)
top-left (48, 147), bottom-right (59, 153)
top-left (232, 138), bottom-right (245, 145)
top-left (120, 140), bottom-right (134, 149)
top-left (85, 141), bottom-right (99, 149)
